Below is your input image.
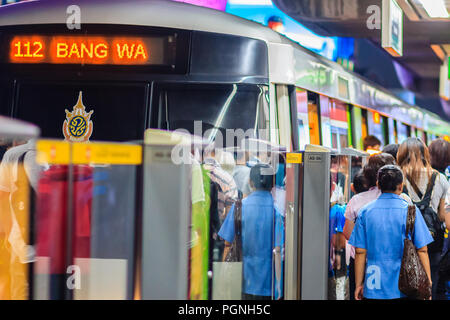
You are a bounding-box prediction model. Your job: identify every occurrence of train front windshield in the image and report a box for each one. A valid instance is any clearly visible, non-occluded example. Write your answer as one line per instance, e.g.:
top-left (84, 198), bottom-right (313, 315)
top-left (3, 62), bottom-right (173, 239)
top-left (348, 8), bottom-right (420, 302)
top-left (153, 83), bottom-right (266, 141)
top-left (9, 82), bottom-right (267, 144)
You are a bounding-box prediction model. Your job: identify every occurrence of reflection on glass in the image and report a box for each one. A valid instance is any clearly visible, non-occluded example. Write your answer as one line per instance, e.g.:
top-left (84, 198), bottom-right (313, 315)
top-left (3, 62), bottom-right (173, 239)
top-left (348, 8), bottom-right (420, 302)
top-left (189, 163), bottom-right (210, 300)
top-left (350, 156), bottom-right (363, 198)
top-left (32, 141), bottom-right (139, 300)
top-left (209, 146), bottom-right (286, 301)
top-left (74, 164), bottom-right (137, 300)
top-left (329, 155), bottom-right (350, 300)
top-left (0, 139), bottom-right (38, 300)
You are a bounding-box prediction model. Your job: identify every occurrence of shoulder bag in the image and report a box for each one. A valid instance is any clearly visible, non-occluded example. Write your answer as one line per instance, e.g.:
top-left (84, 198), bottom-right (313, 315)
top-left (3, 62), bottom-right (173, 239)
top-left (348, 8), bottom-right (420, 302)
top-left (406, 171), bottom-right (444, 252)
top-left (398, 205), bottom-right (431, 300)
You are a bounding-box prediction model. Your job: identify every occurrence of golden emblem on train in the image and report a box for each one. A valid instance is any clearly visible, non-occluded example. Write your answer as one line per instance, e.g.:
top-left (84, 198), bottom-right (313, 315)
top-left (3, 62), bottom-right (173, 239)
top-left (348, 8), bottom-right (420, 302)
top-left (62, 91), bottom-right (94, 142)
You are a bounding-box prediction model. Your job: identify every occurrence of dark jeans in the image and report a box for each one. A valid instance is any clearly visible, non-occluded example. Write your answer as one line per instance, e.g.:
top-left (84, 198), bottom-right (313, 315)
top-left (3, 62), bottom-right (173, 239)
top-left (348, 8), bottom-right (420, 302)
top-left (429, 250), bottom-right (441, 300)
top-left (242, 293), bottom-right (271, 300)
top-left (349, 257), bottom-right (355, 301)
top-left (436, 251), bottom-right (450, 300)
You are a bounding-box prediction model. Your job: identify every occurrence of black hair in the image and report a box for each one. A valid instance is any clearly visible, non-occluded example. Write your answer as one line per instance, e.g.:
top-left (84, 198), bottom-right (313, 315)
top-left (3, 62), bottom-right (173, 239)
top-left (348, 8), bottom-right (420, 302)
top-left (363, 135), bottom-right (381, 151)
top-left (352, 169), bottom-right (368, 194)
top-left (382, 144), bottom-right (399, 161)
top-left (363, 153), bottom-right (396, 188)
top-left (428, 138), bottom-right (450, 173)
top-left (377, 165), bottom-right (404, 193)
top-left (250, 164), bottom-right (274, 191)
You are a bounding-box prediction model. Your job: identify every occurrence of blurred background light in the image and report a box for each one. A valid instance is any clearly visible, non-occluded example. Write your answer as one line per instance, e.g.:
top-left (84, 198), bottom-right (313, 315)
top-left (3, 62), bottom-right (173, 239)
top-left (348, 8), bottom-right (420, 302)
top-left (417, 0), bottom-right (449, 18)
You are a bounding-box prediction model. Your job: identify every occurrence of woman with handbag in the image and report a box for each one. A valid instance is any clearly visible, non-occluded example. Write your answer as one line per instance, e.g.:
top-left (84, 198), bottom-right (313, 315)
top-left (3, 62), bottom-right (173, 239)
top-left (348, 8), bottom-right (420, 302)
top-left (350, 165), bottom-right (433, 300)
top-left (428, 138), bottom-right (450, 299)
top-left (397, 138), bottom-right (449, 299)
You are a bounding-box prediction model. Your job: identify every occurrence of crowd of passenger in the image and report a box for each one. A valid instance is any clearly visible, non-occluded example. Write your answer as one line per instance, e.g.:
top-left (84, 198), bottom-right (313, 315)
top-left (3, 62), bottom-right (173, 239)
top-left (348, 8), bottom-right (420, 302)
top-left (344, 135), bottom-right (450, 300)
top-left (203, 133), bottom-right (450, 301)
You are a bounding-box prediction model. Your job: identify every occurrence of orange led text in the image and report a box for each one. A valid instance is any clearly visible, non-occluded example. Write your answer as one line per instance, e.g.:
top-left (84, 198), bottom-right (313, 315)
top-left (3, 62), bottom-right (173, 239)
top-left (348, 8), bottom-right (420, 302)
top-left (10, 35), bottom-right (151, 65)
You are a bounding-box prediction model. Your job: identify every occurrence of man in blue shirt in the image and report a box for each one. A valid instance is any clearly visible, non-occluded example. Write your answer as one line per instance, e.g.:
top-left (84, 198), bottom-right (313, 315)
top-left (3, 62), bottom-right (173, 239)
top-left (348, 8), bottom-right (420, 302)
top-left (349, 165), bottom-right (433, 300)
top-left (219, 164), bottom-right (283, 300)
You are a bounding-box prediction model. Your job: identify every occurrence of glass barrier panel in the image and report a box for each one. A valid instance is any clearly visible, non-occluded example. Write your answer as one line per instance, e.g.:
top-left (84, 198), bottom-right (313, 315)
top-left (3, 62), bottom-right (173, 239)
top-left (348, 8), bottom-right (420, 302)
top-left (329, 155), bottom-right (350, 300)
top-left (33, 140), bottom-right (140, 300)
top-left (71, 142), bottom-right (140, 300)
top-left (141, 143), bottom-right (191, 300)
top-left (0, 138), bottom-right (37, 300)
top-left (209, 145), bottom-right (286, 301)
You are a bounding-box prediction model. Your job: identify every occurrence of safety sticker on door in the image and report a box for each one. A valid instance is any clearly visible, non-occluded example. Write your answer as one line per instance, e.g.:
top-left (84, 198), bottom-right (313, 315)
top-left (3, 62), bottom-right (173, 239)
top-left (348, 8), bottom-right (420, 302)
top-left (307, 154), bottom-right (323, 162)
top-left (62, 91), bottom-right (94, 142)
top-left (286, 153), bottom-right (302, 164)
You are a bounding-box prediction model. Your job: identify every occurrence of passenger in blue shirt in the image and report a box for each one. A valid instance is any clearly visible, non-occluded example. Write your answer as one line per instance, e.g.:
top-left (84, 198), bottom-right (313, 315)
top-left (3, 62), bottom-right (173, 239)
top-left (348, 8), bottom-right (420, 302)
top-left (219, 163), bottom-right (283, 300)
top-left (329, 203), bottom-right (346, 276)
top-left (350, 165), bottom-right (433, 300)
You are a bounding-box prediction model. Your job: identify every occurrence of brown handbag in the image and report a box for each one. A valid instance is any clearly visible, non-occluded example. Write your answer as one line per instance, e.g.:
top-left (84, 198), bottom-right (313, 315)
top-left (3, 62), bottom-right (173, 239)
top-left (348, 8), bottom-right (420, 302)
top-left (398, 205), bottom-right (431, 300)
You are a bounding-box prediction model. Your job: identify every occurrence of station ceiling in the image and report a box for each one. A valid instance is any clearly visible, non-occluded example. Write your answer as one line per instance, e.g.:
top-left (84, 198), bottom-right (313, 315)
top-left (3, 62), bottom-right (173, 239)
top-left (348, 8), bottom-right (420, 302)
top-left (272, 0), bottom-right (450, 80)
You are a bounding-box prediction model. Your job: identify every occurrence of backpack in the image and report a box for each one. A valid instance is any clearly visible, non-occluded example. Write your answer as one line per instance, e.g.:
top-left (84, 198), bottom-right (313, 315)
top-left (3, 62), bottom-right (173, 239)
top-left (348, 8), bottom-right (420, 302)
top-left (405, 171), bottom-right (444, 253)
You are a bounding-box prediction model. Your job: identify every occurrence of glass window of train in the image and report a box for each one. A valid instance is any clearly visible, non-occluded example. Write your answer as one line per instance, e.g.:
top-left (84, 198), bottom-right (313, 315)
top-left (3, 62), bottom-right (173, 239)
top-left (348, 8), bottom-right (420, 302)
top-left (346, 104), bottom-right (353, 148)
top-left (152, 83), bottom-right (265, 148)
top-left (13, 83), bottom-right (148, 142)
top-left (329, 100), bottom-right (348, 151)
top-left (406, 124), bottom-right (412, 138)
top-left (392, 119), bottom-right (399, 144)
top-left (367, 111), bottom-right (384, 148)
top-left (398, 122), bottom-right (408, 144)
top-left (381, 115), bottom-right (390, 146)
top-left (296, 88), bottom-right (310, 150)
top-left (319, 95), bottom-right (332, 148)
top-left (361, 109), bottom-right (369, 141)
top-left (332, 130), bottom-right (339, 150)
top-left (350, 106), bottom-right (364, 150)
top-left (339, 128), bottom-right (349, 149)
top-left (274, 85), bottom-right (293, 151)
top-left (0, 80), bottom-right (13, 117)
top-left (421, 130), bottom-right (427, 145)
top-left (307, 92), bottom-right (321, 146)
top-left (256, 86), bottom-right (270, 141)
top-left (427, 132), bottom-right (433, 145)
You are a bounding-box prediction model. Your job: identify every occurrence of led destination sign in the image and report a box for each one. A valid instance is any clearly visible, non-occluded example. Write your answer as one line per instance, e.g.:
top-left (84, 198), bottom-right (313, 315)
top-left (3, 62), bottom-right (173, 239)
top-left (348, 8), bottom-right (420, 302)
top-left (9, 35), bottom-right (176, 66)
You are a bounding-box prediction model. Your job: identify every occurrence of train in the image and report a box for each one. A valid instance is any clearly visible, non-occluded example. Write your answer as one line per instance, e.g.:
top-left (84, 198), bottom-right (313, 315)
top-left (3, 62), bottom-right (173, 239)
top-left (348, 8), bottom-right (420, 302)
top-left (0, 0), bottom-right (448, 300)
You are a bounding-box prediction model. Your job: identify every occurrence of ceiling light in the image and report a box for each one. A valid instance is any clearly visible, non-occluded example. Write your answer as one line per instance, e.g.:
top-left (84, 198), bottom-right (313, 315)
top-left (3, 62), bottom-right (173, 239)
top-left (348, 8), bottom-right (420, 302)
top-left (417, 0), bottom-right (449, 18)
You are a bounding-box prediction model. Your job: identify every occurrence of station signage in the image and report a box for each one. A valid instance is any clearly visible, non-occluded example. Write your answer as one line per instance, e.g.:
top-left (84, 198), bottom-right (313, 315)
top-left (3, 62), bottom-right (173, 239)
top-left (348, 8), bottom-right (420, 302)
top-left (8, 35), bottom-right (176, 66)
top-left (382, 0), bottom-right (403, 57)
